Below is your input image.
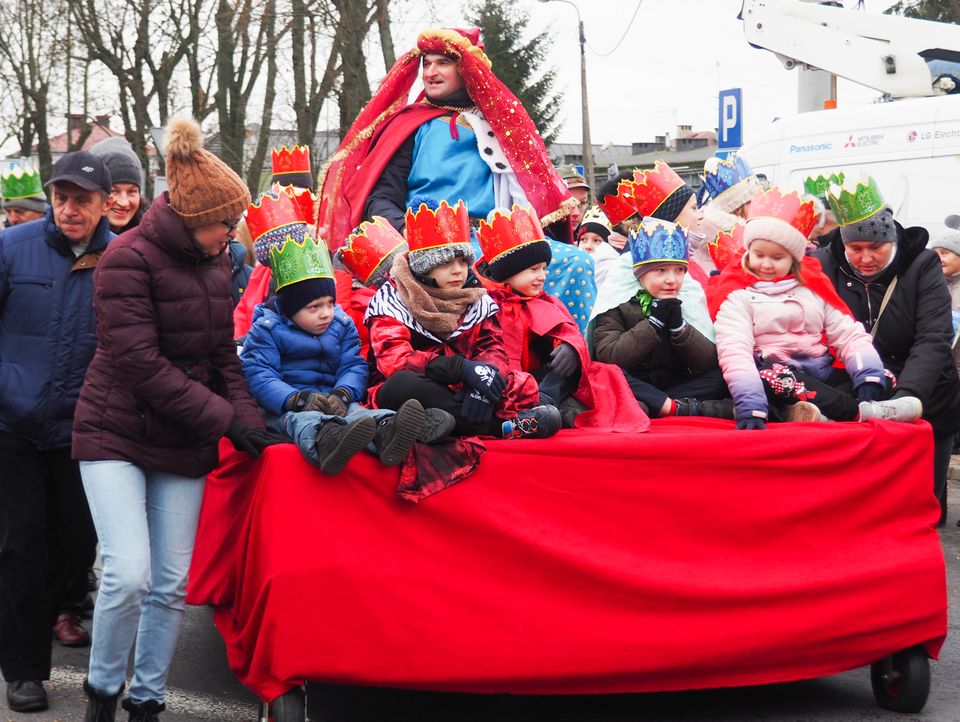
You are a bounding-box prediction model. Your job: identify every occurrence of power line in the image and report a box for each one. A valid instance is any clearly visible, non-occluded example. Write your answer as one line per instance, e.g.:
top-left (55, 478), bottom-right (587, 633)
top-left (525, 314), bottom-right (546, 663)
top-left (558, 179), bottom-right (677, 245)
top-left (585, 0), bottom-right (644, 58)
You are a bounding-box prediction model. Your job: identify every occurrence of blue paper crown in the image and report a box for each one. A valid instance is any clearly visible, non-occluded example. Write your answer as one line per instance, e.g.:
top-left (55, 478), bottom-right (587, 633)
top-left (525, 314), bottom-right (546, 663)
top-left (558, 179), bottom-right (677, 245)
top-left (629, 218), bottom-right (689, 268)
top-left (702, 154), bottom-right (754, 201)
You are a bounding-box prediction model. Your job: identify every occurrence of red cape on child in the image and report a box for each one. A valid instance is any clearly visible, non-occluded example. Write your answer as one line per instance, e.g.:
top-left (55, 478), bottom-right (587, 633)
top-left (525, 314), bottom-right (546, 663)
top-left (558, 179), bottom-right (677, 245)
top-left (484, 282), bottom-right (649, 433)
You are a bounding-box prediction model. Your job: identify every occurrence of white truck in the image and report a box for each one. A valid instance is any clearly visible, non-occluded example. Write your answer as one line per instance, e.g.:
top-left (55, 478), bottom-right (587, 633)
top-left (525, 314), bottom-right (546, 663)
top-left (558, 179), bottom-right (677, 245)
top-left (736, 0), bottom-right (960, 232)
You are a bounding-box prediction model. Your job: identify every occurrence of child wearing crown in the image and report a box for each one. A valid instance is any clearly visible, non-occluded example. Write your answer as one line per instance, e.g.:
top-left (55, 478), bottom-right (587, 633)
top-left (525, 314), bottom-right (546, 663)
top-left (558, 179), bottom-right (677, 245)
top-left (710, 187), bottom-right (923, 429)
top-left (475, 206), bottom-right (649, 431)
top-left (698, 153), bottom-right (760, 275)
top-left (593, 218), bottom-right (732, 418)
top-left (241, 232), bottom-right (447, 474)
top-left (365, 200), bottom-right (562, 440)
top-left (576, 206), bottom-right (622, 289)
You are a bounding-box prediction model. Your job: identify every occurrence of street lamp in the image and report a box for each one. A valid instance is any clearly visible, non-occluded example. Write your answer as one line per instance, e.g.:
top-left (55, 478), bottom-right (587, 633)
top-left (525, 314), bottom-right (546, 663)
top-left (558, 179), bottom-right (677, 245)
top-left (539, 0), bottom-right (595, 198)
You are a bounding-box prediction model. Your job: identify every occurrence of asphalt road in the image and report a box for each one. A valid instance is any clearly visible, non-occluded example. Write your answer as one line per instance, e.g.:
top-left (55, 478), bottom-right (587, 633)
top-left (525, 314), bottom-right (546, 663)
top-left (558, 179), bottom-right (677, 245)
top-left (5, 479), bottom-right (959, 722)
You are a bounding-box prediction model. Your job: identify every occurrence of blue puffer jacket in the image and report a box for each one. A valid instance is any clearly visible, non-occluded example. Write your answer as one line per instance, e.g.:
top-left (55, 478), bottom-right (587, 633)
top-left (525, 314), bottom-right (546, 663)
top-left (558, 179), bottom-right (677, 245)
top-left (0, 211), bottom-right (113, 448)
top-left (241, 298), bottom-right (369, 416)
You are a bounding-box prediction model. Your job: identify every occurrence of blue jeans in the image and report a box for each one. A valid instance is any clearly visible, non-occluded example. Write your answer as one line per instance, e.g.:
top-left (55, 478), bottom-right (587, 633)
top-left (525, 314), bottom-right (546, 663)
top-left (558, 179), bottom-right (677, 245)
top-left (269, 402), bottom-right (391, 467)
top-left (79, 460), bottom-right (205, 704)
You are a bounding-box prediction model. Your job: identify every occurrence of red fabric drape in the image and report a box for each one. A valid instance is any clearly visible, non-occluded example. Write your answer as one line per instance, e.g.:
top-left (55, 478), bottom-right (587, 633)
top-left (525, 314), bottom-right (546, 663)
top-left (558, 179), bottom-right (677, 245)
top-left (190, 419), bottom-right (946, 703)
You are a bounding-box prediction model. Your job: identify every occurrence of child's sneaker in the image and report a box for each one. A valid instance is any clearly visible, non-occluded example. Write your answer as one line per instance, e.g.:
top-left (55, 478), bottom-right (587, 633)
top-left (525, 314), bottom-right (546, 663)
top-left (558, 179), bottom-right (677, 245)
top-left (420, 408), bottom-right (456, 443)
top-left (783, 400), bottom-right (823, 423)
top-left (858, 396), bottom-right (923, 423)
top-left (500, 405), bottom-right (562, 439)
top-left (373, 399), bottom-right (425, 466)
top-left (315, 417), bottom-right (376, 474)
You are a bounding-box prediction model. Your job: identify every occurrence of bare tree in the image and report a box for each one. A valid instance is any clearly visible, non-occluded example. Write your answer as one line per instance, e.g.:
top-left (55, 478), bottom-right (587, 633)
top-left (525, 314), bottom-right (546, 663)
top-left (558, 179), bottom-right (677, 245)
top-left (290, 0), bottom-right (341, 152)
top-left (0, 0), bottom-right (70, 177)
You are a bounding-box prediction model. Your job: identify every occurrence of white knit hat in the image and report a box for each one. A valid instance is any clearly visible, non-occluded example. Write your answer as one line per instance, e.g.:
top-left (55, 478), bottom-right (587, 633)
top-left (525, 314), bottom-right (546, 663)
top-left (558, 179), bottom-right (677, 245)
top-left (743, 217), bottom-right (807, 262)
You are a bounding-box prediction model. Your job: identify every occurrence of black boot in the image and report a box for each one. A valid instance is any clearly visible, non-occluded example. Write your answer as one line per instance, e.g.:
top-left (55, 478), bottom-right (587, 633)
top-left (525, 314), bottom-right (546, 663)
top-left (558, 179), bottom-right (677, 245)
top-left (373, 399), bottom-right (425, 466)
top-left (499, 405), bottom-right (562, 439)
top-left (420, 408), bottom-right (456, 443)
top-left (674, 398), bottom-right (735, 419)
top-left (314, 417), bottom-right (376, 474)
top-left (8, 680), bottom-right (48, 713)
top-left (122, 697), bottom-right (165, 722)
top-left (558, 396), bottom-right (588, 429)
top-left (83, 678), bottom-right (121, 722)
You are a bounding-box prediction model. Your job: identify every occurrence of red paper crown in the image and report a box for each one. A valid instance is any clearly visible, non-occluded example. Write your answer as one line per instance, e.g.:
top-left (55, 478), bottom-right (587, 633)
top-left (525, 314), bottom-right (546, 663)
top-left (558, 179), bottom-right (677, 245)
top-left (271, 145), bottom-right (311, 176)
top-left (598, 178), bottom-right (640, 226)
top-left (476, 205), bottom-right (546, 263)
top-left (747, 188), bottom-right (817, 239)
top-left (246, 185), bottom-right (319, 248)
top-left (707, 223), bottom-right (746, 270)
top-left (630, 161), bottom-right (686, 218)
top-left (343, 217), bottom-right (406, 283)
top-left (405, 200), bottom-right (471, 252)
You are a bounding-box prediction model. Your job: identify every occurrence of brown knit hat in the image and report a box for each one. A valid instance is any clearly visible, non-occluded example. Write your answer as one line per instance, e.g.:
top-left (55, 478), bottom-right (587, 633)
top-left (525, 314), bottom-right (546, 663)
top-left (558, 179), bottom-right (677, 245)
top-left (165, 116), bottom-right (251, 229)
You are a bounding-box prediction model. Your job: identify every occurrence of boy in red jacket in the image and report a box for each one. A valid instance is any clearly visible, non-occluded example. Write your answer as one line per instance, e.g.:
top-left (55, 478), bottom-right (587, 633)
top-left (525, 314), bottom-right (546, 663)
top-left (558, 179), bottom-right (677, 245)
top-left (475, 206), bottom-right (649, 432)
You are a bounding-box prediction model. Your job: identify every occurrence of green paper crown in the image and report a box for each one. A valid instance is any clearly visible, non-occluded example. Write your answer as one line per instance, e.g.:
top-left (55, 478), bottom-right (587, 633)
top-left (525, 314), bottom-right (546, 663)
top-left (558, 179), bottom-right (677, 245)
top-left (0, 165), bottom-right (44, 200)
top-left (269, 231), bottom-right (334, 290)
top-left (826, 175), bottom-right (886, 226)
top-left (803, 171), bottom-right (845, 198)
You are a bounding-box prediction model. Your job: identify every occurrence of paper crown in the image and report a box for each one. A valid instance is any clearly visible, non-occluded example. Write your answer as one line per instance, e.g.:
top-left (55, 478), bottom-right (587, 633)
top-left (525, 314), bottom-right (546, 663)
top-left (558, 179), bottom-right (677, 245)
top-left (271, 145), bottom-right (311, 176)
top-left (343, 217), bottom-right (407, 284)
top-left (701, 154), bottom-right (755, 202)
top-left (826, 174), bottom-right (886, 226)
top-left (405, 199), bottom-right (471, 253)
top-left (268, 230), bottom-right (334, 290)
top-left (747, 187), bottom-right (818, 239)
top-left (708, 223), bottom-right (746, 270)
top-left (629, 218), bottom-right (689, 269)
top-left (477, 205), bottom-right (546, 263)
top-left (579, 205), bottom-right (612, 230)
top-left (803, 171), bottom-right (845, 199)
top-left (0, 164), bottom-right (44, 200)
top-left (599, 161), bottom-right (686, 226)
top-left (245, 185), bottom-right (318, 266)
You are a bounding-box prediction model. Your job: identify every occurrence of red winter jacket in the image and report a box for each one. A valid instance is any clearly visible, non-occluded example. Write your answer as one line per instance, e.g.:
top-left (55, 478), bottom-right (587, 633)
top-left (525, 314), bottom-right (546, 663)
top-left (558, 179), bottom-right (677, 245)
top-left (72, 194), bottom-right (263, 478)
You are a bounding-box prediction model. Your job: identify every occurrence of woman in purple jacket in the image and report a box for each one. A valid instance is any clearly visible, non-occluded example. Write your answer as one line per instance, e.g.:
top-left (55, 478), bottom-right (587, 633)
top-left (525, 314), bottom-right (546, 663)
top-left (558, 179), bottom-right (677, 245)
top-left (73, 117), bottom-right (284, 722)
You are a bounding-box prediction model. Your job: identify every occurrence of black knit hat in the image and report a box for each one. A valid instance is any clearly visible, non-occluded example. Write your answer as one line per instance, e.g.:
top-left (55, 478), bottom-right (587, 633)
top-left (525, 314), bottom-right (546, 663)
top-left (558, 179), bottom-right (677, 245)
top-left (576, 221), bottom-right (611, 243)
top-left (648, 185), bottom-right (694, 223)
top-left (277, 277), bottom-right (336, 318)
top-left (485, 240), bottom-right (552, 283)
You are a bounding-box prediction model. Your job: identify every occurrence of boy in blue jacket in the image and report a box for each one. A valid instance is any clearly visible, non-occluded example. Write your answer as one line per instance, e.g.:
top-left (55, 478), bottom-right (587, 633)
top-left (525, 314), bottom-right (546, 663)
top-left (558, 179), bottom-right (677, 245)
top-left (241, 233), bottom-right (449, 473)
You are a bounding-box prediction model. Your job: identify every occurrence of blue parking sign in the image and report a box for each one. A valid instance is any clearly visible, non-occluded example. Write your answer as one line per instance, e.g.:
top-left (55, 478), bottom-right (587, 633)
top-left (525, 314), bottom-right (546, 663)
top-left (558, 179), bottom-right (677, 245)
top-left (718, 88), bottom-right (742, 151)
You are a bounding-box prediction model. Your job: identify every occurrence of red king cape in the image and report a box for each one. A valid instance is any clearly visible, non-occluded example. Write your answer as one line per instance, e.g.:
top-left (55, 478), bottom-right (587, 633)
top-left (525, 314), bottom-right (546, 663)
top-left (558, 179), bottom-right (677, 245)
top-left (485, 284), bottom-right (649, 432)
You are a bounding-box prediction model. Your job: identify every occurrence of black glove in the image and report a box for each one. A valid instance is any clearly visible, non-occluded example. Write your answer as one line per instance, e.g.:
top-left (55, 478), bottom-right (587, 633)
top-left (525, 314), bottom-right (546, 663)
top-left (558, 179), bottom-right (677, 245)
top-left (856, 381), bottom-right (885, 403)
top-left (460, 389), bottom-right (494, 424)
top-left (548, 342), bottom-right (580, 379)
top-left (664, 299), bottom-right (685, 335)
top-left (323, 388), bottom-right (351, 417)
top-left (647, 298), bottom-right (681, 331)
top-left (226, 420), bottom-right (288, 457)
top-left (285, 391), bottom-right (331, 413)
top-left (461, 358), bottom-right (506, 403)
top-left (735, 412), bottom-right (767, 431)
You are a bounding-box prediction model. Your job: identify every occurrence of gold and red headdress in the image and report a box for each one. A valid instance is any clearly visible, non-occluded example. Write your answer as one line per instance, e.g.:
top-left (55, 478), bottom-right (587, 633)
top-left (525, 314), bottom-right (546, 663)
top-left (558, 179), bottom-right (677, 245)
top-left (246, 185), bottom-right (319, 267)
top-left (707, 223), bottom-right (746, 271)
top-left (405, 200), bottom-right (475, 277)
top-left (270, 145), bottom-right (313, 190)
top-left (342, 217), bottom-right (407, 286)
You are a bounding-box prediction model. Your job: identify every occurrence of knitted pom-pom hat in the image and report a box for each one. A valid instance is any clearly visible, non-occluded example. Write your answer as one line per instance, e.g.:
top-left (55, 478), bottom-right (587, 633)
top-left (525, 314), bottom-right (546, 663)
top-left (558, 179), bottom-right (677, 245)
top-left (165, 116), bottom-right (251, 229)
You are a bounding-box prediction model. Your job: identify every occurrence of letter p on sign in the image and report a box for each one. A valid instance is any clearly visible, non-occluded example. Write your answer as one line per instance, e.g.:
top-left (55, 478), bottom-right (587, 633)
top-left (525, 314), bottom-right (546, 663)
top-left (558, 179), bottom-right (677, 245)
top-left (718, 88), bottom-right (742, 150)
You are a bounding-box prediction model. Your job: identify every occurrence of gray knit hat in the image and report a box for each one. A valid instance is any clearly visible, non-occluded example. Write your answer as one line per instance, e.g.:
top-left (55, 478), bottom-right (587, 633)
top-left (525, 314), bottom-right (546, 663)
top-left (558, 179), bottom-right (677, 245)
top-left (89, 136), bottom-right (143, 189)
top-left (929, 229), bottom-right (960, 258)
top-left (839, 207), bottom-right (898, 245)
top-left (408, 243), bottom-right (474, 278)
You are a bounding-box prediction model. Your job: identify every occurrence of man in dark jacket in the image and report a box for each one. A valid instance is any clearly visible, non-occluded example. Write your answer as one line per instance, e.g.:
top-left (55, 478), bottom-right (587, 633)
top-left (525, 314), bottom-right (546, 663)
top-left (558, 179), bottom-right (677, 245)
top-left (0, 151), bottom-right (113, 712)
top-left (814, 212), bottom-right (960, 524)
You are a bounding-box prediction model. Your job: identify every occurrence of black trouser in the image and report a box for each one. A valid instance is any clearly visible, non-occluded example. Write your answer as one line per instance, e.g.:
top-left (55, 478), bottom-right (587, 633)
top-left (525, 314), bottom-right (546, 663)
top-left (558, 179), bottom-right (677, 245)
top-left (933, 431), bottom-right (951, 524)
top-left (769, 367), bottom-right (860, 422)
top-left (377, 371), bottom-right (505, 436)
top-left (622, 368), bottom-right (729, 416)
top-left (0, 431), bottom-right (96, 681)
top-left (533, 368), bottom-right (579, 407)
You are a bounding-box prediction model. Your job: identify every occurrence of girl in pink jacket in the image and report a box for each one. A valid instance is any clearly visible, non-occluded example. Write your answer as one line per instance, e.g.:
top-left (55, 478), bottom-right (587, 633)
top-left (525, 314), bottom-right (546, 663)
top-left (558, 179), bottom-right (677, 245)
top-left (711, 188), bottom-right (922, 430)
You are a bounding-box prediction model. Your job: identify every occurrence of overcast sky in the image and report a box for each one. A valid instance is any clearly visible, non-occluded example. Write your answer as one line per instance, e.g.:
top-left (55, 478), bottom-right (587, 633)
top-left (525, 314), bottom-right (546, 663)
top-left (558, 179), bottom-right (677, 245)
top-left (398, 0), bottom-right (896, 148)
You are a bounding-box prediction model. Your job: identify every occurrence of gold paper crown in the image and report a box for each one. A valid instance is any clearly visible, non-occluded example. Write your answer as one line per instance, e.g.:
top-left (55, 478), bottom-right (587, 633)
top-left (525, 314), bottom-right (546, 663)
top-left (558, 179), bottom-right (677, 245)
top-left (826, 175), bottom-right (886, 226)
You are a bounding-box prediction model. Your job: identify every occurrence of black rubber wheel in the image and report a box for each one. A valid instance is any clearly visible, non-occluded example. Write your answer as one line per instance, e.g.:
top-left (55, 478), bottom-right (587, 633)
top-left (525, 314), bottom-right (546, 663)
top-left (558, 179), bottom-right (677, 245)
top-left (270, 685), bottom-right (306, 722)
top-left (870, 646), bottom-right (930, 713)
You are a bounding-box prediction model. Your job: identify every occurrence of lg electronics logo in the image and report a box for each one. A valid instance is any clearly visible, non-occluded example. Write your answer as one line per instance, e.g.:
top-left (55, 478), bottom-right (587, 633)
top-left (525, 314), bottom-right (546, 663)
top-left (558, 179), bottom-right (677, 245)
top-left (907, 130), bottom-right (918, 143)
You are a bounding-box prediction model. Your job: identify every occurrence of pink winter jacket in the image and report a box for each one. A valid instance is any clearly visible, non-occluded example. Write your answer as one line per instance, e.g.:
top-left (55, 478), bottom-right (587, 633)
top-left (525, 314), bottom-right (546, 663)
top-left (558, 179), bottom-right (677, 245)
top-left (715, 278), bottom-right (885, 419)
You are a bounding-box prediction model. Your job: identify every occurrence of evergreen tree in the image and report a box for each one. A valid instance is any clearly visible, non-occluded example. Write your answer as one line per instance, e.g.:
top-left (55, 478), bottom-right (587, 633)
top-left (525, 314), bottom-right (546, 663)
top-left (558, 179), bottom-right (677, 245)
top-left (885, 0), bottom-right (959, 23)
top-left (468, 0), bottom-right (564, 144)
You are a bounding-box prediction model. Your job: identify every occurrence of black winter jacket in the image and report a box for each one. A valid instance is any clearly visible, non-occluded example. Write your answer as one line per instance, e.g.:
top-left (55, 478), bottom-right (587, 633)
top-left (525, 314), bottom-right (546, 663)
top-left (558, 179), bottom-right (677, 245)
top-left (813, 223), bottom-right (960, 435)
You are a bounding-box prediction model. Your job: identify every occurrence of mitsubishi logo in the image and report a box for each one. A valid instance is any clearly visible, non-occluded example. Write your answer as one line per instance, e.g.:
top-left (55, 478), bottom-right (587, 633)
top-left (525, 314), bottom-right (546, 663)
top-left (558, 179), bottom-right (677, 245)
top-left (843, 135), bottom-right (856, 149)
